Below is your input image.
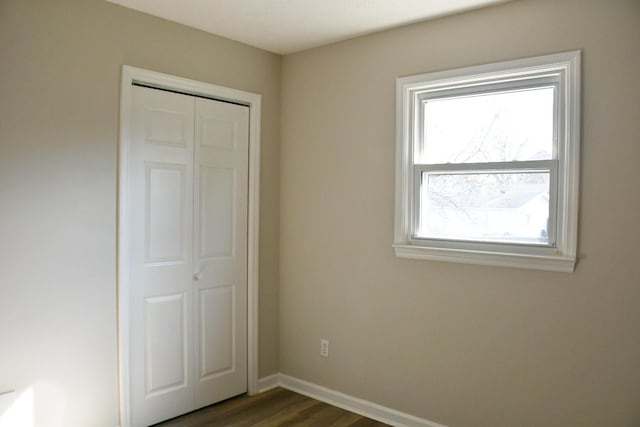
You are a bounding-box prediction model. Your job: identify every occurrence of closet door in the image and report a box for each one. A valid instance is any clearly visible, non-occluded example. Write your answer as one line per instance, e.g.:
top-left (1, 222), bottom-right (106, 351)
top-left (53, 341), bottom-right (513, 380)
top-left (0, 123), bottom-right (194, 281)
top-left (193, 97), bottom-right (249, 408)
top-left (127, 85), bottom-right (249, 426)
top-left (129, 85), bottom-right (196, 426)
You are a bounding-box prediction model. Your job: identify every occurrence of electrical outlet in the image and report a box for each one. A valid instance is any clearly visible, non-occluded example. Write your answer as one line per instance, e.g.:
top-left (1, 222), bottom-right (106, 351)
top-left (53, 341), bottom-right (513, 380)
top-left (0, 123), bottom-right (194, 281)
top-left (320, 339), bottom-right (329, 357)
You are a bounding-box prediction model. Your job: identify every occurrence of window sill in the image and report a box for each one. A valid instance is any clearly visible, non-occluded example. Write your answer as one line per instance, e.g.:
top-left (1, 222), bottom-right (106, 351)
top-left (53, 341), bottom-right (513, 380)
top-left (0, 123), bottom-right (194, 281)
top-left (393, 244), bottom-right (576, 272)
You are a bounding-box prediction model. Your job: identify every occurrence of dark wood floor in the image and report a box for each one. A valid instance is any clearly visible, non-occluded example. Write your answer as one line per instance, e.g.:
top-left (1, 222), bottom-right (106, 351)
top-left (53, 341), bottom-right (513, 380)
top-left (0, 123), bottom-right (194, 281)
top-left (153, 387), bottom-right (391, 427)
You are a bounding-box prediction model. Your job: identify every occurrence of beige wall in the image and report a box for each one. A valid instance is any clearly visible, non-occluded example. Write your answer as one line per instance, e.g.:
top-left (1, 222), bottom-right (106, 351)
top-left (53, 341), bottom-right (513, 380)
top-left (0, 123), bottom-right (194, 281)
top-left (280, 0), bottom-right (640, 426)
top-left (3, 0), bottom-right (640, 426)
top-left (0, 0), bottom-right (280, 425)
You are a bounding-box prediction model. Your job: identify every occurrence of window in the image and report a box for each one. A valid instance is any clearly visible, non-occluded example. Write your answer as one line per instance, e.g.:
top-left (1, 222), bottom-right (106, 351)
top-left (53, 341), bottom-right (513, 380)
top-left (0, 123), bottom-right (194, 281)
top-left (394, 51), bottom-right (580, 272)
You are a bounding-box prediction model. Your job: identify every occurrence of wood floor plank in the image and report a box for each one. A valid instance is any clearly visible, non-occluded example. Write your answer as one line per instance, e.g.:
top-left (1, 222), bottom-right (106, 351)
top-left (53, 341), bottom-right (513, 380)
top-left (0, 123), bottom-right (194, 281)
top-left (153, 387), bottom-right (391, 427)
top-left (251, 396), bottom-right (321, 427)
top-left (326, 412), bottom-right (363, 427)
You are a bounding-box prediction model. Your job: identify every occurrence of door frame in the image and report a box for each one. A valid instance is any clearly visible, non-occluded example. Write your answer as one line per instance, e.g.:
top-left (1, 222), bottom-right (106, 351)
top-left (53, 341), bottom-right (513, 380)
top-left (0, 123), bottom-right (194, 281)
top-left (117, 65), bottom-right (261, 427)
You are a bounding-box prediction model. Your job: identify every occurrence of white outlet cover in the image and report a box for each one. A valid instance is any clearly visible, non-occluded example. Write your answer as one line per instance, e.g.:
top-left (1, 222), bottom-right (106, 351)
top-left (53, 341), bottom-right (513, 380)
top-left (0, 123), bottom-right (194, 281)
top-left (320, 339), bottom-right (329, 357)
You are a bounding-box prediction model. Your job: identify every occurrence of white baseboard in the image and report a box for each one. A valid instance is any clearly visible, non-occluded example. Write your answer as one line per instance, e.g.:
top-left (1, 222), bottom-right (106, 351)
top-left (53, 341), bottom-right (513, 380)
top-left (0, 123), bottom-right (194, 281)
top-left (257, 373), bottom-right (281, 393)
top-left (257, 373), bottom-right (446, 427)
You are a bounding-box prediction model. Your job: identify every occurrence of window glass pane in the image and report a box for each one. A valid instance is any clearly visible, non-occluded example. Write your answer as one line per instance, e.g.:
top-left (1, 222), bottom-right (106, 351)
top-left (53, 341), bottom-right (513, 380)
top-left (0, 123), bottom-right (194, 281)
top-left (418, 171), bottom-right (550, 244)
top-left (420, 87), bottom-right (554, 164)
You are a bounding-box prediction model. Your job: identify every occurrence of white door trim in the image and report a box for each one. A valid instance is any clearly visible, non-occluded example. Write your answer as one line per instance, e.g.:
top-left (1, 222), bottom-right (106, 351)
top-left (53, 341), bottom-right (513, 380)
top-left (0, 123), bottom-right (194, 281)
top-left (117, 65), bottom-right (261, 427)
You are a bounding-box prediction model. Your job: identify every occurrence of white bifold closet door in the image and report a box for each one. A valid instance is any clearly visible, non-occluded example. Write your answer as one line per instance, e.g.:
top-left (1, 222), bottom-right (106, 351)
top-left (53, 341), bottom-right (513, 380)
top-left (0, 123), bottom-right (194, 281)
top-left (128, 85), bottom-right (248, 427)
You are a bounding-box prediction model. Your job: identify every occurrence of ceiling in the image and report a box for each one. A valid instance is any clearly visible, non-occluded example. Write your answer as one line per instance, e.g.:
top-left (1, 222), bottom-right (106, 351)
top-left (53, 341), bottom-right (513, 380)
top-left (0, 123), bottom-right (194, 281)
top-left (105, 0), bottom-right (509, 54)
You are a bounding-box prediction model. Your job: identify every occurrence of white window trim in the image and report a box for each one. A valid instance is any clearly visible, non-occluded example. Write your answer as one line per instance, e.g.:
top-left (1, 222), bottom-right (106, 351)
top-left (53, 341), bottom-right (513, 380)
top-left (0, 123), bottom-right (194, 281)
top-left (394, 51), bottom-right (581, 272)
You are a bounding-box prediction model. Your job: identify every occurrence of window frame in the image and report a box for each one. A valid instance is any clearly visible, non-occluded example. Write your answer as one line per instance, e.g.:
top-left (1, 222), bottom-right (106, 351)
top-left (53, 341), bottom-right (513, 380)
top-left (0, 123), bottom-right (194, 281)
top-left (394, 51), bottom-right (581, 272)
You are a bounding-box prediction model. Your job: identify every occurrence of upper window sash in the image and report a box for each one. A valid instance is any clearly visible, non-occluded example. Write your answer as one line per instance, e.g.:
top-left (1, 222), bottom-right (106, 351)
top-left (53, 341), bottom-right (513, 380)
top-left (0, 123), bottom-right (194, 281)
top-left (414, 78), bottom-right (560, 166)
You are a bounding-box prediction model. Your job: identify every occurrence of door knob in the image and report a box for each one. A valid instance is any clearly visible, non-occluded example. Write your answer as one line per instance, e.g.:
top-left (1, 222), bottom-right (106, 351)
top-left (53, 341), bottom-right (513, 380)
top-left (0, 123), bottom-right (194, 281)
top-left (193, 272), bottom-right (203, 281)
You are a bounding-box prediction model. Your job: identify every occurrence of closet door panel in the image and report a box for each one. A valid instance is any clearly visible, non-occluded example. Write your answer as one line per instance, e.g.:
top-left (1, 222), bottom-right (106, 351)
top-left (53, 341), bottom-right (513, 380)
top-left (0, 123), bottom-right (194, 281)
top-left (200, 165), bottom-right (235, 258)
top-left (129, 85), bottom-right (195, 427)
top-left (193, 97), bottom-right (249, 408)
